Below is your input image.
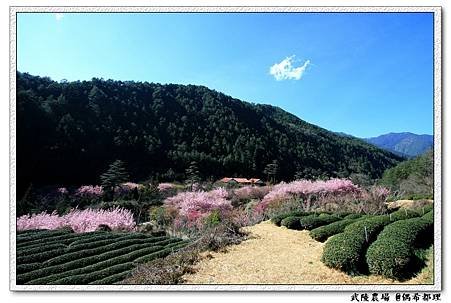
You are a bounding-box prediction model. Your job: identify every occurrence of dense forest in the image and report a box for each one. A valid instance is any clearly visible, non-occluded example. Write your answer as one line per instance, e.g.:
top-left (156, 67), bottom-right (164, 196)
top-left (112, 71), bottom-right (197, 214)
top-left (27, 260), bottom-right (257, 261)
top-left (17, 72), bottom-right (403, 197)
top-left (379, 150), bottom-right (433, 199)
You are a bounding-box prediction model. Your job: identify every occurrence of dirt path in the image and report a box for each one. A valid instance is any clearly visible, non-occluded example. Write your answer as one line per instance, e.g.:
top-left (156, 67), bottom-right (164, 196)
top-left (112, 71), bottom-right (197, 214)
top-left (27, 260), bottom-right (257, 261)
top-left (183, 221), bottom-right (431, 284)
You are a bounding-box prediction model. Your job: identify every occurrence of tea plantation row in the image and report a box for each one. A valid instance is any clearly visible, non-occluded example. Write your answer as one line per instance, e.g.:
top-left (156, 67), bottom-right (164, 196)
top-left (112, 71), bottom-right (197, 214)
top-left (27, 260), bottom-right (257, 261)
top-left (271, 204), bottom-right (434, 280)
top-left (16, 230), bottom-right (189, 285)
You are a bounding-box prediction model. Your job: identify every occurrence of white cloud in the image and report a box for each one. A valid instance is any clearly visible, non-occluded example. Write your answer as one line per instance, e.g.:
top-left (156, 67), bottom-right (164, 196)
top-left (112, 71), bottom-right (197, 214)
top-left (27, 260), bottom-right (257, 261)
top-left (55, 13), bottom-right (64, 21)
top-left (269, 56), bottom-right (311, 81)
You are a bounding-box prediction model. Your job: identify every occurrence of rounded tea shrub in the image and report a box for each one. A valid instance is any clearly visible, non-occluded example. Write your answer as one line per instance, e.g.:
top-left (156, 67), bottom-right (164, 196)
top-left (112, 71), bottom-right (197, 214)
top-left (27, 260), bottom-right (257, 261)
top-left (280, 216), bottom-right (303, 230)
top-left (309, 218), bottom-right (360, 242)
top-left (366, 212), bottom-right (433, 280)
top-left (297, 214), bottom-right (341, 230)
top-left (321, 208), bottom-right (420, 275)
top-left (271, 211), bottom-right (310, 226)
top-left (321, 215), bottom-right (391, 274)
top-left (343, 213), bottom-right (364, 220)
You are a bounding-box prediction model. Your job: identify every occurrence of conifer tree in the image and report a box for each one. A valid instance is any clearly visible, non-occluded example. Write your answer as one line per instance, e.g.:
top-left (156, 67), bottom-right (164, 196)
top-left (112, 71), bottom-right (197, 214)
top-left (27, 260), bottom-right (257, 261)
top-left (263, 160), bottom-right (279, 184)
top-left (185, 161), bottom-right (201, 191)
top-left (100, 160), bottom-right (129, 199)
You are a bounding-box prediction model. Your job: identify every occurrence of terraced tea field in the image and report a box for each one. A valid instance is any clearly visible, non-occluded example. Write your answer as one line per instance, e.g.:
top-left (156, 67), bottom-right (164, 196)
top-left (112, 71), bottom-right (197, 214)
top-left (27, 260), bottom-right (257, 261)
top-left (16, 229), bottom-right (189, 285)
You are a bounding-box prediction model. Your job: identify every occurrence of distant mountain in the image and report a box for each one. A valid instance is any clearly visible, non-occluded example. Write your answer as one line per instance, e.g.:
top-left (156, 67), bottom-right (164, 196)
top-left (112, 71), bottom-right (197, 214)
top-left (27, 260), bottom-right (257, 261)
top-left (17, 72), bottom-right (403, 196)
top-left (365, 132), bottom-right (433, 158)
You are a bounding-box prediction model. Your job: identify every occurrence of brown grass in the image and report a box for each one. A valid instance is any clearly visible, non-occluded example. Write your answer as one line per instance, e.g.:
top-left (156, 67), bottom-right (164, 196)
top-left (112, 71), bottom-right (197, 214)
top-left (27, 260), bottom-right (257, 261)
top-left (387, 199), bottom-right (433, 210)
top-left (183, 221), bottom-right (432, 284)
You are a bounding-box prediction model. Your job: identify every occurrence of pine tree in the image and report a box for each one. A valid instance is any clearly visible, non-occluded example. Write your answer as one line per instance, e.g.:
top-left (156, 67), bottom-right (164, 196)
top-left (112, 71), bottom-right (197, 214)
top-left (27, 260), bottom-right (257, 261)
top-left (263, 160), bottom-right (279, 184)
top-left (185, 161), bottom-right (201, 191)
top-left (100, 160), bottom-right (129, 199)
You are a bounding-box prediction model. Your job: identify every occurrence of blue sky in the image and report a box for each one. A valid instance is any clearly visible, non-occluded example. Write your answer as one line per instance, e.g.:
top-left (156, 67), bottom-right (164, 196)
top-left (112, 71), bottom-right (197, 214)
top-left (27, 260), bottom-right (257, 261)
top-left (17, 12), bottom-right (434, 137)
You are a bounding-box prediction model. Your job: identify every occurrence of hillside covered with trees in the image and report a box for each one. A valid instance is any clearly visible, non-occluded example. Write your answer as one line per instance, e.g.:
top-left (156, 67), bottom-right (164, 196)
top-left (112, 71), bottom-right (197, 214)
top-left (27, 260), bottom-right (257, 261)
top-left (17, 72), bottom-right (402, 197)
top-left (379, 150), bottom-right (433, 199)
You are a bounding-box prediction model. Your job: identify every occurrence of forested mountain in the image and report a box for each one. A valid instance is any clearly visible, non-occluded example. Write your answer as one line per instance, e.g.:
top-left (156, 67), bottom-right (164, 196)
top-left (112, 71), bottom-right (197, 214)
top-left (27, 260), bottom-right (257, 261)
top-left (379, 150), bottom-right (433, 199)
top-left (365, 132), bottom-right (433, 158)
top-left (17, 72), bottom-right (402, 196)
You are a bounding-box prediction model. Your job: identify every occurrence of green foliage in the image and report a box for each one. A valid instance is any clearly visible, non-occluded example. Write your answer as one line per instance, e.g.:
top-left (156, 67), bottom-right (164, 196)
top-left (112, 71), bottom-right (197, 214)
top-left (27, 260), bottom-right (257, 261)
top-left (17, 229), bottom-right (48, 236)
top-left (263, 160), bottom-right (279, 184)
top-left (132, 240), bottom-right (190, 264)
top-left (343, 213), bottom-right (365, 220)
top-left (27, 254), bottom-right (139, 285)
top-left (380, 150), bottom-right (433, 199)
top-left (63, 232), bottom-right (129, 247)
top-left (321, 208), bottom-right (422, 275)
top-left (17, 248), bottom-right (67, 265)
top-left (100, 160), bottom-right (130, 198)
top-left (185, 161), bottom-right (201, 189)
top-left (49, 263), bottom-right (136, 285)
top-left (66, 234), bottom-right (162, 252)
top-left (280, 216), bottom-right (304, 230)
top-left (44, 238), bottom-right (174, 267)
top-left (17, 228), bottom-right (73, 244)
top-left (16, 243), bottom-right (66, 256)
top-left (321, 215), bottom-right (391, 274)
top-left (297, 214), bottom-right (341, 230)
top-left (270, 211), bottom-right (309, 226)
top-left (422, 210), bottom-right (433, 223)
top-left (388, 208), bottom-right (421, 221)
top-left (89, 270), bottom-right (131, 285)
top-left (17, 263), bottom-right (42, 275)
top-left (366, 213), bottom-right (433, 280)
top-left (150, 206), bottom-right (174, 227)
top-left (309, 218), bottom-right (361, 242)
top-left (17, 231), bottom-right (102, 249)
top-left (17, 72), bottom-right (402, 199)
top-left (17, 230), bottom-right (187, 285)
top-left (204, 210), bottom-right (222, 227)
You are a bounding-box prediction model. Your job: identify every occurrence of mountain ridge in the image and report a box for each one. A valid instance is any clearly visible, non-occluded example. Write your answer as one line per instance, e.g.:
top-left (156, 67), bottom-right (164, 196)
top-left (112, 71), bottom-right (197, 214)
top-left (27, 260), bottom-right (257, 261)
top-left (365, 132), bottom-right (433, 158)
top-left (16, 72), bottom-right (403, 196)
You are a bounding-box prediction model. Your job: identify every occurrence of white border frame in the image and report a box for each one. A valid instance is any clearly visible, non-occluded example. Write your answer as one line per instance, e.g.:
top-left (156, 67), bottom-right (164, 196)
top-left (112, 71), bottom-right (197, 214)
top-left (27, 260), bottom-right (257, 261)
top-left (9, 6), bottom-right (442, 292)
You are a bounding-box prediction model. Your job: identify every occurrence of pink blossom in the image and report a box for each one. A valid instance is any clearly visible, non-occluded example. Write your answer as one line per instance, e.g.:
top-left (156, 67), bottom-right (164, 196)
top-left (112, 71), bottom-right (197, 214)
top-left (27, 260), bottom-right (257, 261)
top-left (75, 185), bottom-right (104, 198)
top-left (164, 188), bottom-right (231, 217)
top-left (157, 183), bottom-right (176, 191)
top-left (121, 182), bottom-right (142, 190)
top-left (257, 178), bottom-right (361, 213)
top-left (233, 186), bottom-right (271, 201)
top-left (56, 187), bottom-right (68, 195)
top-left (17, 207), bottom-right (136, 233)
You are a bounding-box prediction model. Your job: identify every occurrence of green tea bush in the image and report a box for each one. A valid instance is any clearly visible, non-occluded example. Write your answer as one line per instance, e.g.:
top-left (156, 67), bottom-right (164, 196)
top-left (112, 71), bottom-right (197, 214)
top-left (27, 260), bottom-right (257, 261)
top-left (65, 232), bottom-right (132, 247)
top-left (387, 208), bottom-right (421, 221)
top-left (280, 216), bottom-right (304, 230)
top-left (322, 215), bottom-right (391, 274)
top-left (18, 243), bottom-right (164, 284)
top-left (45, 238), bottom-right (174, 266)
top-left (422, 210), bottom-right (433, 223)
top-left (343, 213), bottom-right (364, 220)
top-left (418, 204), bottom-right (433, 216)
top-left (17, 262), bottom-right (42, 274)
top-left (17, 248), bottom-right (67, 265)
top-left (16, 229), bottom-right (48, 238)
top-left (49, 263), bottom-right (136, 285)
top-left (133, 240), bottom-right (190, 264)
top-left (89, 270), bottom-right (131, 285)
top-left (321, 209), bottom-right (422, 275)
top-left (271, 211), bottom-right (310, 226)
top-left (66, 235), bottom-right (167, 252)
top-left (17, 231), bottom-right (102, 249)
top-left (366, 212), bottom-right (433, 280)
top-left (17, 243), bottom-right (66, 256)
top-left (16, 229), bottom-right (74, 244)
top-left (309, 219), bottom-right (360, 242)
top-left (297, 214), bottom-right (341, 230)
top-left (26, 240), bottom-right (186, 285)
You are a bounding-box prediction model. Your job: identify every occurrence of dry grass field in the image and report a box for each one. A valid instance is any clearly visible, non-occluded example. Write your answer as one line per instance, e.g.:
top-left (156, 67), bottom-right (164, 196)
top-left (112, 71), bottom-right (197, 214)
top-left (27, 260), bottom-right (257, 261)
top-left (183, 221), bottom-right (433, 285)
